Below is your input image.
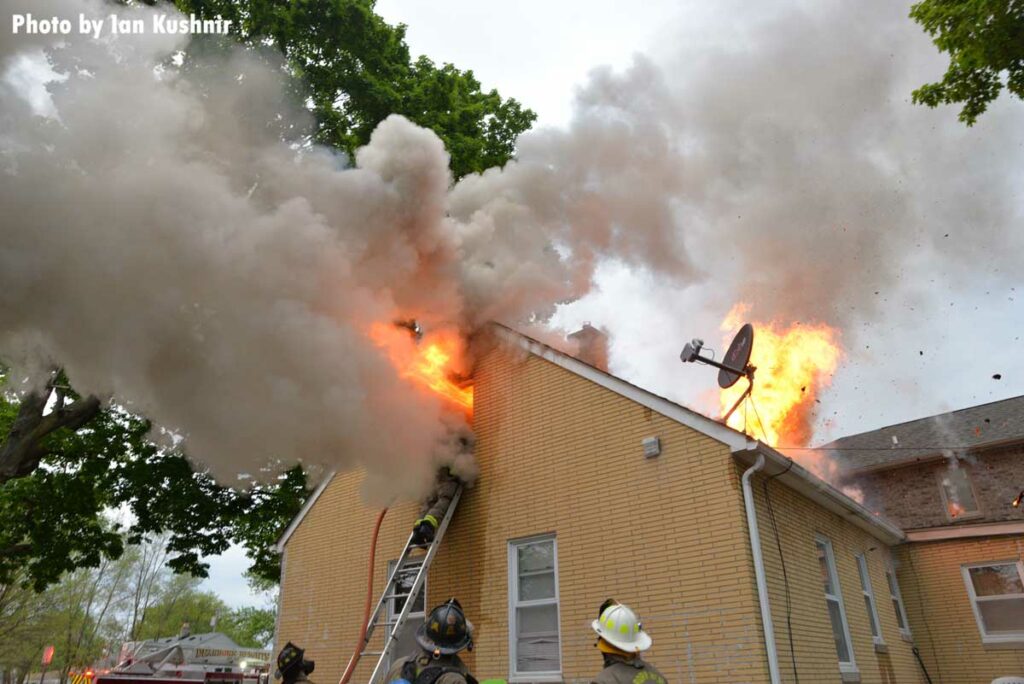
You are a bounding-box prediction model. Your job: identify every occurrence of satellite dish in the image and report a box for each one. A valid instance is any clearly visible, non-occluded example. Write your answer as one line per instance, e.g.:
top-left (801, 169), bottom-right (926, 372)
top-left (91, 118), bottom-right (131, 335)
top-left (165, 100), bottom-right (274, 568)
top-left (680, 322), bottom-right (757, 424)
top-left (718, 323), bottom-right (754, 389)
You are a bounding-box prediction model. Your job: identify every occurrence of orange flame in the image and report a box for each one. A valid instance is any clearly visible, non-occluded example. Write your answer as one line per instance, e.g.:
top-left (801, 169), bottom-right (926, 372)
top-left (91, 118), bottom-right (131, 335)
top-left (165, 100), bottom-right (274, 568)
top-left (369, 322), bottom-right (473, 414)
top-left (719, 304), bottom-right (842, 447)
top-left (948, 501), bottom-right (965, 518)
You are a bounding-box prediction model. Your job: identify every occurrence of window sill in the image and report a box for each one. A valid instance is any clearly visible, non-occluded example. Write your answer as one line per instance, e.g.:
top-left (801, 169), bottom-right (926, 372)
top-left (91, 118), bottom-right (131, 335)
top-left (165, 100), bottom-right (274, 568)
top-left (899, 631), bottom-right (914, 643)
top-left (873, 642), bottom-right (888, 654)
top-left (508, 674), bottom-right (563, 683)
top-left (839, 669), bottom-right (861, 683)
top-left (981, 638), bottom-right (1024, 650)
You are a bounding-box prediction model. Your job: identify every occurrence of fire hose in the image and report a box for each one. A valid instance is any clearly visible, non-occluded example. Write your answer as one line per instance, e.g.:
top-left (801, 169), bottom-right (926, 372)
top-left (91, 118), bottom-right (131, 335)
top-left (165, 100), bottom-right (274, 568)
top-left (338, 508), bottom-right (389, 684)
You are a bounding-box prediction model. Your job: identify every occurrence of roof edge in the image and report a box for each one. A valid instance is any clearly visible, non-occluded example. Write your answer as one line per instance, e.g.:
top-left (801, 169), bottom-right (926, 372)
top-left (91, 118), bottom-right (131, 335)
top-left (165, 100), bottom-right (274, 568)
top-left (734, 444), bottom-right (906, 546)
top-left (492, 323), bottom-right (751, 451)
top-left (904, 520), bottom-right (1024, 543)
top-left (274, 469), bottom-right (336, 553)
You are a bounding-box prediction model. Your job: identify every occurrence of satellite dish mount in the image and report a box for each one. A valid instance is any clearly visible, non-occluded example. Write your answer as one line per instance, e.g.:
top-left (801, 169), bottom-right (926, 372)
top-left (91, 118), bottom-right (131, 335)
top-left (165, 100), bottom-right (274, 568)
top-left (680, 323), bottom-right (756, 423)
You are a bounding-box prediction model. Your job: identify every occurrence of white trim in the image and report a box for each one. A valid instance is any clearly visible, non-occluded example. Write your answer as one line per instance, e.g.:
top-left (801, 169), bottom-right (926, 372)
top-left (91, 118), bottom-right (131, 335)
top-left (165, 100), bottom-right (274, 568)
top-left (816, 535), bottom-right (858, 675)
top-left (904, 521), bottom-right (1024, 542)
top-left (855, 553), bottom-right (885, 646)
top-left (734, 448), bottom-right (905, 545)
top-left (494, 324), bottom-right (750, 451)
top-left (961, 559), bottom-right (1024, 645)
top-left (885, 563), bottom-right (912, 638)
top-left (274, 470), bottom-right (336, 552)
top-left (507, 533), bottom-right (562, 682)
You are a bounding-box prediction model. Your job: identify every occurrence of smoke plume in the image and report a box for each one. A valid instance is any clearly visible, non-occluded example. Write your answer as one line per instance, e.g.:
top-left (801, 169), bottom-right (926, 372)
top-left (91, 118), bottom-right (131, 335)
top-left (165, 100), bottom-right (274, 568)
top-left (2, 0), bottom-right (1022, 497)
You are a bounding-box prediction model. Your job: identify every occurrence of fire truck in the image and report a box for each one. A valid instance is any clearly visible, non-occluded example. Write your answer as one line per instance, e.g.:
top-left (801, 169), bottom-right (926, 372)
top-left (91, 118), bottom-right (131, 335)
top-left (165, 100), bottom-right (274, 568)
top-left (94, 632), bottom-right (271, 684)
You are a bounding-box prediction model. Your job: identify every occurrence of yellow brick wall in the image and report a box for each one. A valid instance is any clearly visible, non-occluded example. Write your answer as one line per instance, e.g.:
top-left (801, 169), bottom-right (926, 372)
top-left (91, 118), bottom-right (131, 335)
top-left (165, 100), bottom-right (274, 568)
top-left (276, 339), bottom-right (928, 684)
top-left (894, 535), bottom-right (1024, 683)
top-left (277, 343), bottom-right (770, 683)
top-left (749, 471), bottom-right (924, 684)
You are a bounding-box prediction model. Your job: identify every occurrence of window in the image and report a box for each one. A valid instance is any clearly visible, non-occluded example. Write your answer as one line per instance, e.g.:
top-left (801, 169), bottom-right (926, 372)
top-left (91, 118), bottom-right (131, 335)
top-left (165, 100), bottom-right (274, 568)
top-left (938, 465), bottom-right (980, 520)
top-left (508, 535), bottom-right (561, 681)
top-left (962, 561), bottom-right (1024, 644)
top-left (885, 565), bottom-right (911, 637)
top-left (816, 536), bottom-right (857, 675)
top-left (385, 559), bottom-right (425, 669)
top-left (855, 554), bottom-right (884, 645)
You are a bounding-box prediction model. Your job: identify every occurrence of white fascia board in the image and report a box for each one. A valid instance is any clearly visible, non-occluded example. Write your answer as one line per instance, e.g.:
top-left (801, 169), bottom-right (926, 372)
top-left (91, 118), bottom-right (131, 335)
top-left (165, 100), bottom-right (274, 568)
top-left (274, 470), bottom-right (336, 553)
top-left (905, 521), bottom-right (1024, 542)
top-left (494, 324), bottom-right (750, 451)
top-left (733, 446), bottom-right (906, 546)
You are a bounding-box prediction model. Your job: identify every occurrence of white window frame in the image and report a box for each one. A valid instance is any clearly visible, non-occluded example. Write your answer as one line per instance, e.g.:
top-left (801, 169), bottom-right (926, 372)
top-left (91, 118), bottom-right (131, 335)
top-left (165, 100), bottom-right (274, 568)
top-left (936, 466), bottom-right (982, 522)
top-left (855, 553), bottom-right (884, 646)
top-left (386, 558), bottom-right (426, 624)
top-left (885, 562), bottom-right (912, 639)
top-left (816, 536), bottom-right (857, 677)
top-left (385, 558), bottom-right (426, 671)
top-left (961, 560), bottom-right (1024, 645)
top-left (507, 534), bottom-right (562, 683)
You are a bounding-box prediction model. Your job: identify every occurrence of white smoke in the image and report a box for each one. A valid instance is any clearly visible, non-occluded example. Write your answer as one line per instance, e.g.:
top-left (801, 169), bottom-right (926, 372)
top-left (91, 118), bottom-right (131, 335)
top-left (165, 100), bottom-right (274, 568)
top-left (2, 0), bottom-right (1022, 498)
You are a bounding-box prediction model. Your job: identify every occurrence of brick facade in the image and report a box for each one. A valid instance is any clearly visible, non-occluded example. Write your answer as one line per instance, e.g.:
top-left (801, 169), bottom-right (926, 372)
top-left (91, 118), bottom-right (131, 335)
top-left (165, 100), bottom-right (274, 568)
top-left (276, 336), bottom-right (944, 683)
top-left (849, 446), bottom-right (1024, 530)
top-left (894, 536), bottom-right (1024, 683)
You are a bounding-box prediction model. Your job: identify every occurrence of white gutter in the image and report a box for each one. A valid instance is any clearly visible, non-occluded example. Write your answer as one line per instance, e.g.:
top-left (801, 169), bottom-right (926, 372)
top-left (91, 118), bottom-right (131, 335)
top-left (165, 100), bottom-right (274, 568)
top-left (742, 453), bottom-right (782, 684)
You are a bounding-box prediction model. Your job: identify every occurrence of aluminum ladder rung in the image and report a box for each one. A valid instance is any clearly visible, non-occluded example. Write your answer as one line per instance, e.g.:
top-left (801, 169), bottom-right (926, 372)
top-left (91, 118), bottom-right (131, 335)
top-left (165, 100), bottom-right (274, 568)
top-left (343, 485), bottom-right (463, 684)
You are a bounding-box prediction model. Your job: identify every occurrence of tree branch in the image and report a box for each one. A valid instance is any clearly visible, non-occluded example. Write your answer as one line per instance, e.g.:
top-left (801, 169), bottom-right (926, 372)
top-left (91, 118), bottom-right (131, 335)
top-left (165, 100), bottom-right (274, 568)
top-left (0, 377), bottom-right (102, 485)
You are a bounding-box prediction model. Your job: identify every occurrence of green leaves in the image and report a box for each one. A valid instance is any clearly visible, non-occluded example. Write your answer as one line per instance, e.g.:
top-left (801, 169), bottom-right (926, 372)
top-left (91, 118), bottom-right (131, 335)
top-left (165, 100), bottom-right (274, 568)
top-left (174, 0), bottom-right (536, 176)
top-left (0, 390), bottom-right (310, 591)
top-left (910, 0), bottom-right (1024, 124)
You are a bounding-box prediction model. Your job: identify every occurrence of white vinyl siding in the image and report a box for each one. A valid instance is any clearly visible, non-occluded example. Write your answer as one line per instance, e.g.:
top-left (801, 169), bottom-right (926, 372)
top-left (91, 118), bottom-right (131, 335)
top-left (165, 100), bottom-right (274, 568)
top-left (855, 554), bottom-right (884, 645)
top-left (885, 564), bottom-right (911, 637)
top-left (962, 560), bottom-right (1024, 644)
top-left (816, 536), bottom-right (857, 676)
top-left (508, 535), bottom-right (561, 682)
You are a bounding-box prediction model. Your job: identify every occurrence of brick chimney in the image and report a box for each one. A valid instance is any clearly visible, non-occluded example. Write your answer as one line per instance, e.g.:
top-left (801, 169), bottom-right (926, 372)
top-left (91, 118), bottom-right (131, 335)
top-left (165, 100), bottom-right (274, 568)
top-left (567, 323), bottom-right (609, 371)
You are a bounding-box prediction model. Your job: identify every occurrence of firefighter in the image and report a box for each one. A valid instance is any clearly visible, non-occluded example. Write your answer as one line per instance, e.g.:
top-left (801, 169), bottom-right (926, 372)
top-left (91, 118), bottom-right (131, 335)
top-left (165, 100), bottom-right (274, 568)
top-left (275, 642), bottom-right (315, 684)
top-left (387, 599), bottom-right (477, 684)
top-left (590, 600), bottom-right (667, 684)
top-left (410, 466), bottom-right (462, 546)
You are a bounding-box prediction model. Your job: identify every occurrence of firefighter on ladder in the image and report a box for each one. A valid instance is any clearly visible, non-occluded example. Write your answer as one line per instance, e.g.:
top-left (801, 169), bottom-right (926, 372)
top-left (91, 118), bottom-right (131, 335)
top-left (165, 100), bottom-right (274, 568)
top-left (387, 598), bottom-right (477, 684)
top-left (410, 465), bottom-right (463, 546)
top-left (590, 600), bottom-right (667, 684)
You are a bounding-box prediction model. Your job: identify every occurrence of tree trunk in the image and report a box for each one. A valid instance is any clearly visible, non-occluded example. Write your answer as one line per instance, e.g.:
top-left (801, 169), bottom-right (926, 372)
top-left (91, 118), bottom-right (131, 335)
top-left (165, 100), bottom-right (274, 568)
top-left (0, 375), bottom-right (100, 484)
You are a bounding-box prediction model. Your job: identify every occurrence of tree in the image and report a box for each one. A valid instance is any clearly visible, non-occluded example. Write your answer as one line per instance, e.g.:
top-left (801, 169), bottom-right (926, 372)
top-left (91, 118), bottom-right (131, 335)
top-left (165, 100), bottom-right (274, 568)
top-left (0, 371), bottom-right (310, 590)
top-left (219, 607), bottom-right (276, 648)
top-left (911, 0), bottom-right (1024, 124)
top-left (172, 0), bottom-right (537, 177)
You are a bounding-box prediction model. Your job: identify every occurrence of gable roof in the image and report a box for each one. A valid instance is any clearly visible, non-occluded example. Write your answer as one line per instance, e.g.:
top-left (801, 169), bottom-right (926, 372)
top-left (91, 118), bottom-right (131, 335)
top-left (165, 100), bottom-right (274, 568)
top-left (495, 324), bottom-right (903, 544)
top-left (822, 394), bottom-right (1024, 474)
top-left (275, 323), bottom-right (906, 550)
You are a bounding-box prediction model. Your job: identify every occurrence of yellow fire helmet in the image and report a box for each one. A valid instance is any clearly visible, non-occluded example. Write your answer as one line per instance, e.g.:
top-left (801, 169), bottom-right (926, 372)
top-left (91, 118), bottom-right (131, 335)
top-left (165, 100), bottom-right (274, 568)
top-left (591, 602), bottom-right (652, 653)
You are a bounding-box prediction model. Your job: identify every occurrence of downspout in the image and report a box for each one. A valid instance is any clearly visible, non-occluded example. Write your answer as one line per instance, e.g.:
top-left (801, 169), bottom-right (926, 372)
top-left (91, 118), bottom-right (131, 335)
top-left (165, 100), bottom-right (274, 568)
top-left (742, 453), bottom-right (782, 684)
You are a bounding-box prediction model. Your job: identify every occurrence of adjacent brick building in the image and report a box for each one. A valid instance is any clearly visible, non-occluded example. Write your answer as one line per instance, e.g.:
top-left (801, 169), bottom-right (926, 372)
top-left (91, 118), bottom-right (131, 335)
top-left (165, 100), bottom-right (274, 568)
top-left (274, 327), bottom-right (1023, 684)
top-left (829, 397), bottom-right (1024, 682)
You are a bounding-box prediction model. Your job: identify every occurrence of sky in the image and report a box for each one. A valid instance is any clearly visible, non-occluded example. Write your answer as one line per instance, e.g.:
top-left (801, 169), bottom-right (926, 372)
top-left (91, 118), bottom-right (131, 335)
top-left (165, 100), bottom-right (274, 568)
top-left (190, 0), bottom-right (1024, 607)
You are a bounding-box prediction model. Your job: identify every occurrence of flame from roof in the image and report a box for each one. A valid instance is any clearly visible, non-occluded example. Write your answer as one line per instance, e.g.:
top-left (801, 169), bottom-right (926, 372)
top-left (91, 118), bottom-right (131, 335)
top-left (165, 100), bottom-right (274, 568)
top-left (369, 322), bottom-right (473, 415)
top-left (720, 303), bottom-right (842, 447)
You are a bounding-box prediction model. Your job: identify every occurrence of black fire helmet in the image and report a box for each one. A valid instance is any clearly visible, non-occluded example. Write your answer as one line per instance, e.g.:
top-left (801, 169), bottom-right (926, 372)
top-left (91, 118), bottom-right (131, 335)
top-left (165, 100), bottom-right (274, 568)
top-left (416, 598), bottom-right (472, 656)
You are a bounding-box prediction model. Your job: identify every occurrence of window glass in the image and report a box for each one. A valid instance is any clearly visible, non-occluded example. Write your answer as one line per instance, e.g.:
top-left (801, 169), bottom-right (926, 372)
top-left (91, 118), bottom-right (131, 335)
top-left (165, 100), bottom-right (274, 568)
top-left (816, 537), bottom-right (855, 670)
top-left (969, 564), bottom-right (1024, 596)
top-left (856, 554), bottom-right (882, 641)
top-left (510, 536), bottom-right (561, 677)
top-left (941, 467), bottom-right (979, 517)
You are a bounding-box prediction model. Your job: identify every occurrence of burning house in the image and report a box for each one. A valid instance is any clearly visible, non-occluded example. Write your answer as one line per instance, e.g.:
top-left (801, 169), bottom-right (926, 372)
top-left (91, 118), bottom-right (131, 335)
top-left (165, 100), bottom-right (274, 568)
top-left (270, 324), bottom-right (970, 684)
top-left (828, 397), bottom-right (1024, 682)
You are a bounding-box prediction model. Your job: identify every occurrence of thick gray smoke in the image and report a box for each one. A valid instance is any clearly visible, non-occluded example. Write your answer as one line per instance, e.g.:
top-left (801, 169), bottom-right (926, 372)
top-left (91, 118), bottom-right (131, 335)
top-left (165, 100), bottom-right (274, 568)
top-left (2, 0), bottom-right (1021, 497)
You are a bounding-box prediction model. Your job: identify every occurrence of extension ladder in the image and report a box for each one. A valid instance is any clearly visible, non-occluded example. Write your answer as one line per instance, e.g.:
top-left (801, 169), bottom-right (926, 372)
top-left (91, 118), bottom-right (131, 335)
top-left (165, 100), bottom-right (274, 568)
top-left (353, 485), bottom-right (464, 684)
